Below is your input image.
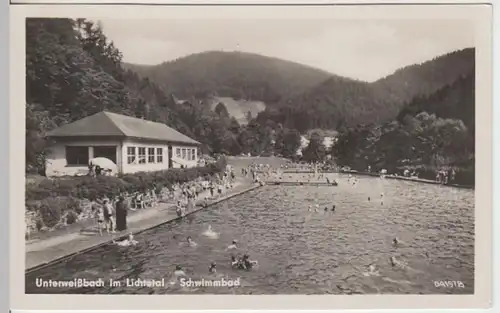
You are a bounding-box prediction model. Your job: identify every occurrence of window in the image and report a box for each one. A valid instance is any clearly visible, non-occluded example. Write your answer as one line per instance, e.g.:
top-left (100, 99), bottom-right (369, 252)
top-left (191, 148), bottom-right (196, 161)
top-left (138, 147), bottom-right (146, 164)
top-left (176, 148), bottom-right (181, 158)
top-left (94, 146), bottom-right (117, 164)
top-left (156, 148), bottom-right (163, 163)
top-left (127, 147), bottom-right (136, 164)
top-left (182, 148), bottom-right (187, 160)
top-left (148, 148), bottom-right (155, 163)
top-left (187, 149), bottom-right (192, 161)
top-left (66, 146), bottom-right (89, 165)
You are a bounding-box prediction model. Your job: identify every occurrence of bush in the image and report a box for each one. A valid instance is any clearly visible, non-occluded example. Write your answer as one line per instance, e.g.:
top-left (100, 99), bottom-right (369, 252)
top-left (39, 197), bottom-right (63, 228)
top-left (26, 164), bottom-right (225, 201)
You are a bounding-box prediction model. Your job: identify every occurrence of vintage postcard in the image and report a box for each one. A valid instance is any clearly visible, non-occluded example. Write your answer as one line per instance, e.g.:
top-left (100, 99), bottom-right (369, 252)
top-left (10, 1), bottom-right (492, 310)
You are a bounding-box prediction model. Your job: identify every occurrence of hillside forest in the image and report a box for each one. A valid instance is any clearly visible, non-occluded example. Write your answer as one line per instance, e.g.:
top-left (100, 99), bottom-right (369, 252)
top-left (26, 18), bottom-right (475, 184)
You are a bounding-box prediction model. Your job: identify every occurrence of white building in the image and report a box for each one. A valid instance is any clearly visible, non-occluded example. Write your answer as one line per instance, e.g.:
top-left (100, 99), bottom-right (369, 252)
top-left (44, 111), bottom-right (200, 177)
top-left (296, 135), bottom-right (337, 156)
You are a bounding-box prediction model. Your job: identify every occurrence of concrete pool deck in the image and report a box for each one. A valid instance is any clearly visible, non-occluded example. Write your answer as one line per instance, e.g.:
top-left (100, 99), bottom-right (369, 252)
top-left (26, 178), bottom-right (261, 272)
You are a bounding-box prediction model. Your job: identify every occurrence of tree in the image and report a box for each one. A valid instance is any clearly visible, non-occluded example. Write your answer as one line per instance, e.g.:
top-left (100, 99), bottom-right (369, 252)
top-left (228, 117), bottom-right (241, 135)
top-left (214, 102), bottom-right (230, 118)
top-left (245, 111), bottom-right (253, 122)
top-left (275, 128), bottom-right (301, 158)
top-left (26, 104), bottom-right (57, 174)
top-left (302, 131), bottom-right (326, 163)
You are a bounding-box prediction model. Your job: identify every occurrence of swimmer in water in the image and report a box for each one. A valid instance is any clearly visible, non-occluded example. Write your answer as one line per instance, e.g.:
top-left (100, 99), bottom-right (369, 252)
top-left (203, 225), bottom-right (219, 238)
top-left (363, 264), bottom-right (380, 276)
top-left (209, 262), bottom-right (217, 273)
top-left (227, 240), bottom-right (238, 250)
top-left (113, 233), bottom-right (138, 247)
top-left (230, 256), bottom-right (239, 268)
top-left (389, 256), bottom-right (407, 269)
top-left (332, 205), bottom-right (336, 212)
top-left (241, 254), bottom-right (258, 270)
top-left (186, 236), bottom-right (197, 247)
top-left (392, 237), bottom-right (399, 247)
top-left (389, 256), bottom-right (397, 267)
top-left (174, 265), bottom-right (186, 277)
top-left (324, 206), bottom-right (329, 212)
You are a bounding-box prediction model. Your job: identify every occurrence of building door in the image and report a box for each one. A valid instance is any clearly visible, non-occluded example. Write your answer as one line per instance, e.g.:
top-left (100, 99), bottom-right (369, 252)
top-left (168, 145), bottom-right (173, 168)
top-left (93, 146), bottom-right (117, 164)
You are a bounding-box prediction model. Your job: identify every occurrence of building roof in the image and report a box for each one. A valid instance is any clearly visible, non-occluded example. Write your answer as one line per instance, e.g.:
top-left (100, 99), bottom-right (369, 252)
top-left (46, 111), bottom-right (200, 145)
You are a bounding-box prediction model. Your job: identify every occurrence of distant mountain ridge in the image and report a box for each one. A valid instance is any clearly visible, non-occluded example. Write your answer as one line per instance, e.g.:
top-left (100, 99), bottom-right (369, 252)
top-left (124, 48), bottom-right (475, 132)
top-left (259, 48), bottom-right (475, 131)
top-left (122, 51), bottom-right (334, 104)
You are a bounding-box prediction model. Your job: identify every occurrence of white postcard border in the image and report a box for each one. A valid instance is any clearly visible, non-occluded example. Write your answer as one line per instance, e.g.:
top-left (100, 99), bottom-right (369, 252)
top-left (9, 2), bottom-right (494, 310)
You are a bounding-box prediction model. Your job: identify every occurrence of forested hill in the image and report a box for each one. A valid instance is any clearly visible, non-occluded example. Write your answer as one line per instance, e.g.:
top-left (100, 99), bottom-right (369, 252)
top-left (372, 48), bottom-right (475, 107)
top-left (122, 51), bottom-right (334, 104)
top-left (333, 67), bottom-right (475, 180)
top-left (259, 48), bottom-right (475, 132)
top-left (397, 71), bottom-right (475, 132)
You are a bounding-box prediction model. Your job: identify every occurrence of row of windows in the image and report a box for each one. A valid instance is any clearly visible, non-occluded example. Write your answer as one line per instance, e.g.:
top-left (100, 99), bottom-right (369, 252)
top-left (175, 147), bottom-right (197, 161)
top-left (66, 146), bottom-right (117, 165)
top-left (127, 147), bottom-right (163, 164)
top-left (65, 146), bottom-right (197, 166)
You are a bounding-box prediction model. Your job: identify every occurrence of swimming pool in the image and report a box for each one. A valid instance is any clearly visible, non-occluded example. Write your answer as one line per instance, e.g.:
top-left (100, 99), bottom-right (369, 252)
top-left (26, 174), bottom-right (474, 294)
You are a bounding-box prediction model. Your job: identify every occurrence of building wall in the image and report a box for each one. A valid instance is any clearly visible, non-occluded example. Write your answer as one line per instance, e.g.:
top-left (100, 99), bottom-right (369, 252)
top-left (45, 139), bottom-right (122, 177)
top-left (45, 137), bottom-right (200, 177)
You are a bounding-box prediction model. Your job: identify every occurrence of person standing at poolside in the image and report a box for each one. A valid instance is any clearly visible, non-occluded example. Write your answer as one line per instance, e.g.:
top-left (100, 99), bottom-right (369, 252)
top-left (115, 196), bottom-right (129, 231)
top-left (209, 181), bottom-right (215, 198)
top-left (103, 199), bottom-right (116, 233)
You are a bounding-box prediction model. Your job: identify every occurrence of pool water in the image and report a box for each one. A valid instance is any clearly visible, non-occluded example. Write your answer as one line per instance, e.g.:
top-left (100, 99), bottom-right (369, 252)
top-left (26, 174), bottom-right (474, 294)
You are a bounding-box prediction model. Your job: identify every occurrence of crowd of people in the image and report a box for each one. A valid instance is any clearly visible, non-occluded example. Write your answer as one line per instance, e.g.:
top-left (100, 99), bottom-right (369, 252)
top-left (435, 168), bottom-right (456, 185)
top-left (90, 166), bottom-right (239, 236)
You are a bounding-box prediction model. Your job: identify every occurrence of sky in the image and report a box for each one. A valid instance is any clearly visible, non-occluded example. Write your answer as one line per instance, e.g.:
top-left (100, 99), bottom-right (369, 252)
top-left (99, 19), bottom-right (474, 82)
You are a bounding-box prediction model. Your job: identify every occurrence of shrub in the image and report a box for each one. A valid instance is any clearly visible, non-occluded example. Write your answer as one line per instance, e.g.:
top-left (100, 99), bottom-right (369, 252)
top-left (26, 168), bottom-right (211, 202)
top-left (39, 197), bottom-right (63, 228)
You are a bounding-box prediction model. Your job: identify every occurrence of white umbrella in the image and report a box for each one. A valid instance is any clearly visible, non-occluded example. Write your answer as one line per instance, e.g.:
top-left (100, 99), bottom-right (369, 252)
top-left (89, 157), bottom-right (117, 171)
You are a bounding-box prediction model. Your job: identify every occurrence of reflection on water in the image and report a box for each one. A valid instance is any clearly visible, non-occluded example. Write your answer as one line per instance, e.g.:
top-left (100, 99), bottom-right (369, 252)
top-left (26, 174), bottom-right (474, 294)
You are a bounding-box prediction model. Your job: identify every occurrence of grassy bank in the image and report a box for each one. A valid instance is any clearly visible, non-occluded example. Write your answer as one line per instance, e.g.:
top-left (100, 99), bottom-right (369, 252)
top-left (25, 158), bottom-right (227, 234)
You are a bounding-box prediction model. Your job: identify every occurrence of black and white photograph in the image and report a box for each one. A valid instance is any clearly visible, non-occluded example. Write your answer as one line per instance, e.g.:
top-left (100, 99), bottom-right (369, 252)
top-left (11, 1), bottom-right (493, 310)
